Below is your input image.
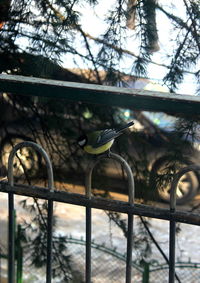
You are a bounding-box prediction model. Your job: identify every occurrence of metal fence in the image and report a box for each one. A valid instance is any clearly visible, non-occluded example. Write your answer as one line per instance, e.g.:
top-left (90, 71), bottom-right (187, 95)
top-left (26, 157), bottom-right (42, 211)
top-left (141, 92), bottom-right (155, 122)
top-left (45, 237), bottom-right (200, 283)
top-left (1, 232), bottom-right (200, 283)
top-left (0, 74), bottom-right (200, 283)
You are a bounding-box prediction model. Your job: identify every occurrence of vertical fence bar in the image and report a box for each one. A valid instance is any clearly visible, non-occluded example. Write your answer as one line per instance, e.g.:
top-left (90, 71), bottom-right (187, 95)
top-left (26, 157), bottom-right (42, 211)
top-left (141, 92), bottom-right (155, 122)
top-left (169, 218), bottom-right (176, 283)
top-left (16, 225), bottom-right (23, 283)
top-left (43, 144), bottom-right (54, 283)
top-left (169, 169), bottom-right (179, 283)
top-left (85, 160), bottom-right (94, 283)
top-left (8, 193), bottom-right (15, 283)
top-left (8, 147), bottom-right (16, 283)
top-left (85, 205), bottom-right (92, 283)
top-left (126, 212), bottom-right (133, 283)
top-left (141, 260), bottom-right (149, 283)
top-left (8, 141), bottom-right (54, 283)
top-left (85, 152), bottom-right (135, 283)
top-left (169, 174), bottom-right (178, 283)
top-left (113, 153), bottom-right (135, 283)
top-left (46, 199), bottom-right (54, 283)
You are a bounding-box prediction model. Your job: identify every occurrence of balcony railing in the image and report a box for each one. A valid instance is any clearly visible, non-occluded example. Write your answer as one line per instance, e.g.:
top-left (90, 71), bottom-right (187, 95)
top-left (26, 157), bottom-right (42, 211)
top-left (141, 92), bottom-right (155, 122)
top-left (0, 74), bottom-right (200, 283)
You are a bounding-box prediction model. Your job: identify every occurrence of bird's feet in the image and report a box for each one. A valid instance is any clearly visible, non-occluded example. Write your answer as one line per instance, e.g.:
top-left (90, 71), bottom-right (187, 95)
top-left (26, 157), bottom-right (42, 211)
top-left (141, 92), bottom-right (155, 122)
top-left (106, 149), bottom-right (111, 158)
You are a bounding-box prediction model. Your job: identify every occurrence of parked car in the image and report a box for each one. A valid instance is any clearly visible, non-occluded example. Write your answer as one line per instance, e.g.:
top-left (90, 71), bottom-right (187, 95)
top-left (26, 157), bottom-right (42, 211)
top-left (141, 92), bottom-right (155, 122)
top-left (125, 110), bottom-right (200, 204)
top-left (0, 93), bottom-right (75, 180)
top-left (1, 90), bottom-right (200, 205)
top-left (113, 79), bottom-right (200, 204)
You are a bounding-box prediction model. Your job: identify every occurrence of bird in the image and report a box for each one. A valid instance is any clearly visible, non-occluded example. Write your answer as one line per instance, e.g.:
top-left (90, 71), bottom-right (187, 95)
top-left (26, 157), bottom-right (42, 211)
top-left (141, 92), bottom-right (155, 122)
top-left (77, 121), bottom-right (134, 155)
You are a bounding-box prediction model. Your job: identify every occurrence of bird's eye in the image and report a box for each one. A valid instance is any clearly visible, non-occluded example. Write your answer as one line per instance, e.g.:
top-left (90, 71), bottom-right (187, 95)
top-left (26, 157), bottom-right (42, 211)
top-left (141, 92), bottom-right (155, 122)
top-left (78, 139), bottom-right (86, 147)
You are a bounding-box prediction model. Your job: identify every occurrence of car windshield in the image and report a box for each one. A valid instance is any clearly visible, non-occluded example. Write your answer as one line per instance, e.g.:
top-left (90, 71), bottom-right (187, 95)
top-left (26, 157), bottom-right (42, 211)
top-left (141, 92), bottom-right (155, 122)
top-left (142, 112), bottom-right (178, 131)
top-left (118, 79), bottom-right (179, 132)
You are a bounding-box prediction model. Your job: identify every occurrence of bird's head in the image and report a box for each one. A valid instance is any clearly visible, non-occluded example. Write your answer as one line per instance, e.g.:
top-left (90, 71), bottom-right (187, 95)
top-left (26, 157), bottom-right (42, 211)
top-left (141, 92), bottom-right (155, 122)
top-left (77, 134), bottom-right (88, 148)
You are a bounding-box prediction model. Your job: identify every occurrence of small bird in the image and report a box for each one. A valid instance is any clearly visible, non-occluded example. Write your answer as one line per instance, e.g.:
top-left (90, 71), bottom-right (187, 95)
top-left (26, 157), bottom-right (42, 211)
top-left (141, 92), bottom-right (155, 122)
top-left (77, 121), bottom-right (134, 155)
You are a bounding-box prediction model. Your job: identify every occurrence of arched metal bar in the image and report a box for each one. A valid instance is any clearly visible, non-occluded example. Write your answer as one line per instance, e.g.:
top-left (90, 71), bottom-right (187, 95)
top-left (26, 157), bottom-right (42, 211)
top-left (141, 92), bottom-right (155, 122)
top-left (85, 152), bottom-right (135, 283)
top-left (169, 165), bottom-right (200, 283)
top-left (8, 141), bottom-right (54, 190)
top-left (170, 165), bottom-right (200, 211)
top-left (7, 141), bottom-right (54, 283)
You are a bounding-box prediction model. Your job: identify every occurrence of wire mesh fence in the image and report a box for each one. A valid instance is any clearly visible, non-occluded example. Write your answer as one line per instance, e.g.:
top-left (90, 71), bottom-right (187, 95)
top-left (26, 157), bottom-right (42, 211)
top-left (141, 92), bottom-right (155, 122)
top-left (1, 235), bottom-right (200, 283)
top-left (64, 237), bottom-right (142, 283)
top-left (60, 237), bottom-right (200, 283)
top-left (149, 264), bottom-right (200, 283)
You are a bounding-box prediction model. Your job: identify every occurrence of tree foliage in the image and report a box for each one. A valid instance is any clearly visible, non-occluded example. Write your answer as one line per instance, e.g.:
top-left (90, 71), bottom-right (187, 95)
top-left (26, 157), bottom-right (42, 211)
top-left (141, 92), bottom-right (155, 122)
top-left (0, 0), bottom-right (200, 280)
top-left (0, 0), bottom-right (199, 91)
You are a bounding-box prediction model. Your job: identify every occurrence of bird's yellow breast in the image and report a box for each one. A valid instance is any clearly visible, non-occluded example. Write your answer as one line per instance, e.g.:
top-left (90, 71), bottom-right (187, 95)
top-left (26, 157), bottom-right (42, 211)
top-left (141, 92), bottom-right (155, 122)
top-left (84, 140), bottom-right (114, 154)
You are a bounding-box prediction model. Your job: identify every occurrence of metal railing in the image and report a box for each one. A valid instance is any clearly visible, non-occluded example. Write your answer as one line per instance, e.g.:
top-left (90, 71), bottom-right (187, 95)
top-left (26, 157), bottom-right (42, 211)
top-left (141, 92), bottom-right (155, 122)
top-left (1, 142), bottom-right (200, 283)
top-left (85, 152), bottom-right (135, 283)
top-left (7, 142), bottom-right (54, 283)
top-left (0, 74), bottom-right (200, 282)
top-left (169, 165), bottom-right (200, 283)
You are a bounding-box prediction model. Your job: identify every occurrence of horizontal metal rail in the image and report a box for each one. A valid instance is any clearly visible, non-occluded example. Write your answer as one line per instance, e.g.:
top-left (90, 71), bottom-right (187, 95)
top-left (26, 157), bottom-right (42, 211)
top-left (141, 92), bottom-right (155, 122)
top-left (0, 181), bottom-right (200, 226)
top-left (0, 74), bottom-right (200, 114)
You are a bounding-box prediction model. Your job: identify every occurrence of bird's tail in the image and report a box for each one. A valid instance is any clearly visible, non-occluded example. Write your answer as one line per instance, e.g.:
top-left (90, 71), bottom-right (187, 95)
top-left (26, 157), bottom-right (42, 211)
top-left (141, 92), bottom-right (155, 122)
top-left (116, 121), bottom-right (134, 133)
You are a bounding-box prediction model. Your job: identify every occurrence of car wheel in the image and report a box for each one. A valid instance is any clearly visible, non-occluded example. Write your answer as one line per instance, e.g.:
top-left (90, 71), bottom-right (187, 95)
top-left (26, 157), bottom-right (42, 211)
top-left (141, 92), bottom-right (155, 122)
top-left (149, 156), bottom-right (199, 205)
top-left (0, 135), bottom-right (41, 179)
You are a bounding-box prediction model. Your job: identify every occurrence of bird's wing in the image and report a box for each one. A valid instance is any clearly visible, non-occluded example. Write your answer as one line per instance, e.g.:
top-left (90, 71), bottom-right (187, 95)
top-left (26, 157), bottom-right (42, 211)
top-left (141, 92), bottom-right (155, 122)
top-left (87, 130), bottom-right (101, 145)
top-left (89, 121), bottom-right (134, 148)
top-left (116, 121), bottom-right (134, 133)
top-left (93, 129), bottom-right (121, 148)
